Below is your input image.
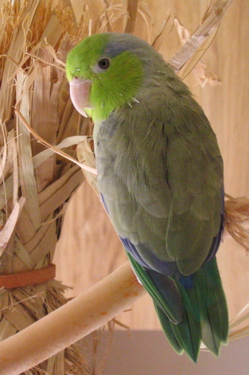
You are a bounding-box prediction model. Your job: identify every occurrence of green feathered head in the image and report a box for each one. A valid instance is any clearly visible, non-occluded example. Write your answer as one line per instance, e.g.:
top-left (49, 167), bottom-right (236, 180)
top-left (66, 33), bottom-right (164, 121)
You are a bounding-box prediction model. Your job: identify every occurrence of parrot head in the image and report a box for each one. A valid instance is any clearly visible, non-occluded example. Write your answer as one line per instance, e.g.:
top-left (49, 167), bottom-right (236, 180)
top-left (66, 33), bottom-right (164, 121)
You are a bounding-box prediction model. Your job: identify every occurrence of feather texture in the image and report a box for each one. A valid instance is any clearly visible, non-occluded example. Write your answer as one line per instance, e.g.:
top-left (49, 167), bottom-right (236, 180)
top-left (66, 32), bottom-right (228, 362)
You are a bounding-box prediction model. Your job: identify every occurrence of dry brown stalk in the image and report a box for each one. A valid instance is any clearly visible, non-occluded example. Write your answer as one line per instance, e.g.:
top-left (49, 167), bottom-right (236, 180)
top-left (0, 0), bottom-right (94, 373)
top-left (169, 0), bottom-right (234, 78)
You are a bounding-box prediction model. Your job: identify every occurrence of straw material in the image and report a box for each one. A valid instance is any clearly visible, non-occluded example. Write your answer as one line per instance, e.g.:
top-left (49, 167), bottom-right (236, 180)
top-left (169, 0), bottom-right (234, 78)
top-left (0, 1), bottom-right (92, 373)
top-left (225, 194), bottom-right (249, 253)
top-left (0, 0), bottom-right (248, 373)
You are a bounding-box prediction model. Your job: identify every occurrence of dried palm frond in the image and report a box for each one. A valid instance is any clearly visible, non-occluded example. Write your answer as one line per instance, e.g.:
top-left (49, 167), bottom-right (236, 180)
top-left (225, 195), bottom-right (249, 253)
top-left (173, 17), bottom-right (221, 86)
top-left (169, 0), bottom-right (234, 78)
top-left (0, 0), bottom-right (94, 373)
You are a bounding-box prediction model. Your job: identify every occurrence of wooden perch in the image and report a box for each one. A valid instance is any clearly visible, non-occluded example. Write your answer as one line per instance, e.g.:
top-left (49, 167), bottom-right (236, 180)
top-left (0, 262), bottom-right (145, 375)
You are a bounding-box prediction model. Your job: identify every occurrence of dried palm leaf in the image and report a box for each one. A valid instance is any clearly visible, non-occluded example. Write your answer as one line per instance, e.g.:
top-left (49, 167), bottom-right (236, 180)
top-left (169, 0), bottom-right (234, 78)
top-left (0, 0), bottom-right (95, 373)
top-left (225, 194), bottom-right (249, 252)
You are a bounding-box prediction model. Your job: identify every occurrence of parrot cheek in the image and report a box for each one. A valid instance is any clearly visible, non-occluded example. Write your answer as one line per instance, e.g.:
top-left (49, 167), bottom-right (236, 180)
top-left (69, 78), bottom-right (92, 117)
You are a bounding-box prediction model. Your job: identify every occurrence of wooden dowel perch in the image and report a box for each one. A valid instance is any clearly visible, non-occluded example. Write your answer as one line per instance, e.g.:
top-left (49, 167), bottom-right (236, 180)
top-left (0, 262), bottom-right (145, 375)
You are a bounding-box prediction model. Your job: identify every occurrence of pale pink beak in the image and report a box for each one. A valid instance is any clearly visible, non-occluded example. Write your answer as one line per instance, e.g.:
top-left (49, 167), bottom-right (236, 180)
top-left (69, 77), bottom-right (92, 117)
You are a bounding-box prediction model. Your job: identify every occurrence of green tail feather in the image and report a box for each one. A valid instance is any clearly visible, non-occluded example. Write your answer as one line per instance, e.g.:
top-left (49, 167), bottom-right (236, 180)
top-left (127, 252), bottom-right (183, 324)
top-left (172, 280), bottom-right (201, 362)
top-left (127, 253), bottom-right (228, 362)
top-left (195, 257), bottom-right (229, 355)
top-left (154, 303), bottom-right (183, 355)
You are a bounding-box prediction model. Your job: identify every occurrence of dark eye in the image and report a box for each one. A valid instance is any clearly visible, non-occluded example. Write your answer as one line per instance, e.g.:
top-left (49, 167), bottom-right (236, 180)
top-left (98, 58), bottom-right (110, 70)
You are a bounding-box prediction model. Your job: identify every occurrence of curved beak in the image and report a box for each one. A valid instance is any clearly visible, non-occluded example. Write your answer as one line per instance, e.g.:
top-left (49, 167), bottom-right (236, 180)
top-left (69, 78), bottom-right (92, 117)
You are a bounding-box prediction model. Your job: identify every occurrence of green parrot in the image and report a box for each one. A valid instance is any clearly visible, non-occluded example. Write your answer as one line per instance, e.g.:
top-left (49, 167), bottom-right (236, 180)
top-left (66, 33), bottom-right (228, 362)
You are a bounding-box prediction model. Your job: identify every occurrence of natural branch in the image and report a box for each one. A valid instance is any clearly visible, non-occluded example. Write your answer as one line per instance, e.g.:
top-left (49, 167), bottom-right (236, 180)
top-left (0, 262), bottom-right (145, 375)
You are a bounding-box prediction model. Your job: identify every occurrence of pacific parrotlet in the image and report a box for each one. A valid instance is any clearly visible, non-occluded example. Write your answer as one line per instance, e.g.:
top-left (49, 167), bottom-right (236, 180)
top-left (66, 33), bottom-right (228, 362)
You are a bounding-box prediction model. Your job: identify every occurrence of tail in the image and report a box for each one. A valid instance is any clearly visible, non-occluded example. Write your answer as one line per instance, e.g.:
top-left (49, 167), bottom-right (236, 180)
top-left (194, 257), bottom-right (228, 355)
top-left (127, 253), bottom-right (228, 362)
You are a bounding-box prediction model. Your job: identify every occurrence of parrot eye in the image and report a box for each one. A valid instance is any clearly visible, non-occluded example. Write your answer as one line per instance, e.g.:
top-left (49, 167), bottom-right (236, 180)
top-left (98, 58), bottom-right (110, 70)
